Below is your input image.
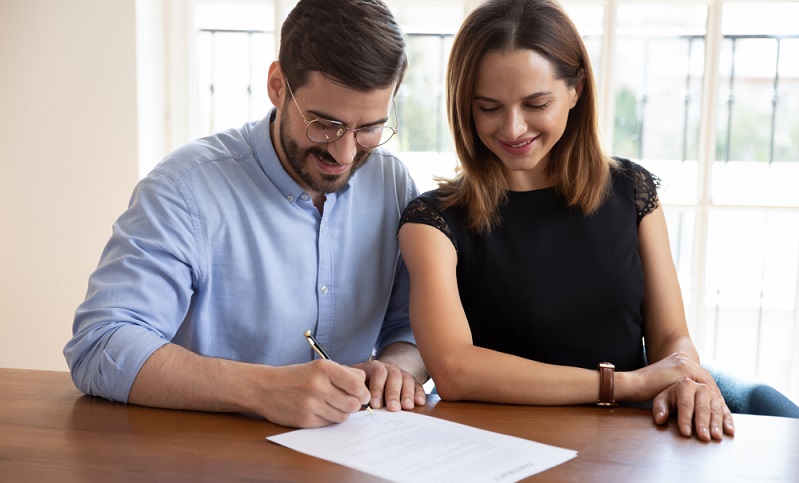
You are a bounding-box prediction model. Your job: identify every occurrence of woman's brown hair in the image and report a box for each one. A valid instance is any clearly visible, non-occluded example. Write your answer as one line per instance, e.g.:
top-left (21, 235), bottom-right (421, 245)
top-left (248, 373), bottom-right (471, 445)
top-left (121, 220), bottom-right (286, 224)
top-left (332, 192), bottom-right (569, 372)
top-left (439, 0), bottom-right (612, 233)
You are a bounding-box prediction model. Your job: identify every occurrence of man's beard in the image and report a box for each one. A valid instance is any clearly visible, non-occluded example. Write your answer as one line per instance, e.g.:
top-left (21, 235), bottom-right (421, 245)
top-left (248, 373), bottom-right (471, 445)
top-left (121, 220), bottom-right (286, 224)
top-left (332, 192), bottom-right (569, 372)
top-left (278, 110), bottom-right (371, 194)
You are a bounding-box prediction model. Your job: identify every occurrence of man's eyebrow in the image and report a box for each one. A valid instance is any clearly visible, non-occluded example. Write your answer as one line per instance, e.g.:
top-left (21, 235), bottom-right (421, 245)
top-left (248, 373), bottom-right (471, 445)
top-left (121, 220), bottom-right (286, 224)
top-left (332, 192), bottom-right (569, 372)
top-left (306, 109), bottom-right (389, 128)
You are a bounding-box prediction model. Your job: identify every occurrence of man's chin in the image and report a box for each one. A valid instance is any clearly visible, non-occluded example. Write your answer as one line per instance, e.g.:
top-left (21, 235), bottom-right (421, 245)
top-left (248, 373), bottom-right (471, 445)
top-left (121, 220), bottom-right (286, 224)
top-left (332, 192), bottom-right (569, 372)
top-left (315, 173), bottom-right (351, 193)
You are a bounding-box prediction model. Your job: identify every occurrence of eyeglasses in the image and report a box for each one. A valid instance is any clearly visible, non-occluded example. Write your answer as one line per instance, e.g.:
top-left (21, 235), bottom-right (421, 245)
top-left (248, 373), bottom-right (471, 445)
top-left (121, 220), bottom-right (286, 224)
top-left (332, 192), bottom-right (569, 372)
top-left (285, 79), bottom-right (398, 149)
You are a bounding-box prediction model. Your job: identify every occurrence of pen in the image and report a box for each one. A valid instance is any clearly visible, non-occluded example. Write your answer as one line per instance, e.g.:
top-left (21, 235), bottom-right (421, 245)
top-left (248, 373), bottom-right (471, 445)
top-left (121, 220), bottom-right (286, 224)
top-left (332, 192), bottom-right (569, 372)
top-left (304, 329), bottom-right (374, 414)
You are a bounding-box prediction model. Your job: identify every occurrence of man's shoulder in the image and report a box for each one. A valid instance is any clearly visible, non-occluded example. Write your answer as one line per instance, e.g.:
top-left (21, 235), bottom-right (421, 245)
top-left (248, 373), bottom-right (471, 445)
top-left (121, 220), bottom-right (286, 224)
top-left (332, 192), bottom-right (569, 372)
top-left (151, 122), bottom-right (258, 181)
top-left (366, 147), bottom-right (413, 178)
top-left (353, 148), bottom-right (418, 200)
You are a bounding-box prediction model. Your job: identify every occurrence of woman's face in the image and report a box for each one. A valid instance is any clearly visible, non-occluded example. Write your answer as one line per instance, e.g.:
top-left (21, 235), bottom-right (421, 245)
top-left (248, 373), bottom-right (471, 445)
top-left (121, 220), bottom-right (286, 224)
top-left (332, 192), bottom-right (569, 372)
top-left (472, 49), bottom-right (580, 191)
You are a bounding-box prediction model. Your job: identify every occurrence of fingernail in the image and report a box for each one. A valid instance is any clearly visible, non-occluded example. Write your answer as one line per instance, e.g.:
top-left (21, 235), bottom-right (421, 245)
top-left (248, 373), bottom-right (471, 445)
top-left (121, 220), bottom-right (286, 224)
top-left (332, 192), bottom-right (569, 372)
top-left (403, 397), bottom-right (413, 407)
top-left (389, 400), bottom-right (401, 411)
top-left (372, 397), bottom-right (381, 408)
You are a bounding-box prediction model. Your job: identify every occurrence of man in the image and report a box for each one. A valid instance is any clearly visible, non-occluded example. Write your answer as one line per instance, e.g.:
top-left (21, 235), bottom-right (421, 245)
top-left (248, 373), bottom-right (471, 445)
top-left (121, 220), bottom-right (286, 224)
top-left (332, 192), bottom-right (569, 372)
top-left (64, 0), bottom-right (427, 428)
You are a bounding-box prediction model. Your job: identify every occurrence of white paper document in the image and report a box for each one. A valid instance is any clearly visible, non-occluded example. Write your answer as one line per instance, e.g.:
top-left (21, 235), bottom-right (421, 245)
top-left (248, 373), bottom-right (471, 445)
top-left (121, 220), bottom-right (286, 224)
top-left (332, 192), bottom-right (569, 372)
top-left (267, 409), bottom-right (577, 482)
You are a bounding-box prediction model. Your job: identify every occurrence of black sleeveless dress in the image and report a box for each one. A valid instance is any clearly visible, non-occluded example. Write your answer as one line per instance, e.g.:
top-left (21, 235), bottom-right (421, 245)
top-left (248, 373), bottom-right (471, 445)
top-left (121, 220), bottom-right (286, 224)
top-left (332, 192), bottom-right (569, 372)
top-left (399, 158), bottom-right (660, 372)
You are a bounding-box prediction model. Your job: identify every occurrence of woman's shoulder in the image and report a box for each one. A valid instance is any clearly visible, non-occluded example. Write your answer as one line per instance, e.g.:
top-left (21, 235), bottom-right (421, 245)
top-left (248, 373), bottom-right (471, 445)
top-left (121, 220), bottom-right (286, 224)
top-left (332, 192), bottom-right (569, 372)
top-left (611, 157), bottom-right (661, 187)
top-left (403, 189), bottom-right (445, 217)
top-left (610, 157), bottom-right (661, 223)
top-left (414, 188), bottom-right (442, 205)
top-left (400, 189), bottom-right (460, 250)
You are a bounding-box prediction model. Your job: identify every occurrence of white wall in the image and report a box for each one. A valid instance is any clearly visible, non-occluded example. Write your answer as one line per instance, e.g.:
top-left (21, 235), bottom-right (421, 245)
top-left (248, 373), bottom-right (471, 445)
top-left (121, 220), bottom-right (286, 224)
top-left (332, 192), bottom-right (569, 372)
top-left (0, 0), bottom-right (140, 371)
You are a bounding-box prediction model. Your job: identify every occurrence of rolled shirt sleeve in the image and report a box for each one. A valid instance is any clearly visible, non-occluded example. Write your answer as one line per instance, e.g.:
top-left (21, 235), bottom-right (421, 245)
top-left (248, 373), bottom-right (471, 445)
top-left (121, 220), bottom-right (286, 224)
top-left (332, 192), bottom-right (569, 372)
top-left (65, 172), bottom-right (199, 402)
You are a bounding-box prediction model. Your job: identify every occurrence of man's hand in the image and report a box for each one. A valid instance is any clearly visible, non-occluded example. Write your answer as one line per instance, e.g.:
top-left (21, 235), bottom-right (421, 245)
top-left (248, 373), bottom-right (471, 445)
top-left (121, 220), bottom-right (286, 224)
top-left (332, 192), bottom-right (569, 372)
top-left (128, 343), bottom-right (424, 429)
top-left (352, 341), bottom-right (428, 411)
top-left (652, 378), bottom-right (735, 441)
top-left (253, 359), bottom-right (372, 428)
top-left (354, 359), bottom-right (426, 411)
top-left (130, 344), bottom-right (373, 429)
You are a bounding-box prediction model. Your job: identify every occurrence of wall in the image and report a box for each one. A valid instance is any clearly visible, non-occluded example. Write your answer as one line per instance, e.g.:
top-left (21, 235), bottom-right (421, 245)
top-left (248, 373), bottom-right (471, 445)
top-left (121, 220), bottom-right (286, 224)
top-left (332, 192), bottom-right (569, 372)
top-left (0, 0), bottom-right (139, 371)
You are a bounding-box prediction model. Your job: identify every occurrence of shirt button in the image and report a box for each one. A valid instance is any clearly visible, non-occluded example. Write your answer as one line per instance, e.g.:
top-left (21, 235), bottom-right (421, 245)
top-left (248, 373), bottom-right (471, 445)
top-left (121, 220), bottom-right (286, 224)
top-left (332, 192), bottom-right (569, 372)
top-left (321, 285), bottom-right (328, 295)
top-left (300, 194), bottom-right (310, 201)
top-left (287, 195), bottom-right (294, 203)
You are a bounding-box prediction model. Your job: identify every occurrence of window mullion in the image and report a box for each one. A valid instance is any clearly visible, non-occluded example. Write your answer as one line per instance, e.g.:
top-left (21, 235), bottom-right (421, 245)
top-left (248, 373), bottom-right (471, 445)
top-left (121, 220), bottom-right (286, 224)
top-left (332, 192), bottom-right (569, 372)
top-left (768, 38), bottom-right (781, 165)
top-left (598, 0), bottom-right (618, 145)
top-left (681, 37), bottom-right (694, 163)
top-left (689, 0), bottom-right (723, 350)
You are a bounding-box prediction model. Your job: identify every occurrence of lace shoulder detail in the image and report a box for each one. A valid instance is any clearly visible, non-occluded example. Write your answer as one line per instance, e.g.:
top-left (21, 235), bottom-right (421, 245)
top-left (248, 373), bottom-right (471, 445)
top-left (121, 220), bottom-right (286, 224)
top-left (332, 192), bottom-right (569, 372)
top-left (628, 161), bottom-right (661, 224)
top-left (399, 198), bottom-right (458, 252)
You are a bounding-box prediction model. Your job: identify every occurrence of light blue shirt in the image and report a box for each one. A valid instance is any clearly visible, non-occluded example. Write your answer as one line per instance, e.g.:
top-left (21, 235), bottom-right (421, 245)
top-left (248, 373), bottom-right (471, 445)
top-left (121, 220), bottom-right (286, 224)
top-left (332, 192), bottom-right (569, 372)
top-left (64, 109), bottom-right (418, 403)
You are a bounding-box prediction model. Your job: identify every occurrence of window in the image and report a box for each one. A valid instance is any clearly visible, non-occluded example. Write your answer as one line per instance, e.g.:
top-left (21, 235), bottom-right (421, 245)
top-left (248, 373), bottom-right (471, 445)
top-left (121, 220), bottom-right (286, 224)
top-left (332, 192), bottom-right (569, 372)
top-left (596, 1), bottom-right (799, 400)
top-left (194, 2), bottom-right (275, 136)
top-left (386, 1), bottom-right (465, 192)
top-left (159, 0), bottom-right (799, 403)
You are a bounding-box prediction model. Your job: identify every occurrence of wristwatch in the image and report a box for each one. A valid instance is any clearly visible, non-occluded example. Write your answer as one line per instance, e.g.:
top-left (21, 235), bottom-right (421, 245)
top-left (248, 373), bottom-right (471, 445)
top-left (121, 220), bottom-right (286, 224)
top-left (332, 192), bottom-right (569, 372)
top-left (597, 362), bottom-right (618, 406)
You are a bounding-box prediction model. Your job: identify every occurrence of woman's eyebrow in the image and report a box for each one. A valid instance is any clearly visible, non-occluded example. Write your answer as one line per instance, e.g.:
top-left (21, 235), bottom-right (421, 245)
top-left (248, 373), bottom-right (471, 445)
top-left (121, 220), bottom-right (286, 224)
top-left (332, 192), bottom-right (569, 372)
top-left (473, 91), bottom-right (552, 103)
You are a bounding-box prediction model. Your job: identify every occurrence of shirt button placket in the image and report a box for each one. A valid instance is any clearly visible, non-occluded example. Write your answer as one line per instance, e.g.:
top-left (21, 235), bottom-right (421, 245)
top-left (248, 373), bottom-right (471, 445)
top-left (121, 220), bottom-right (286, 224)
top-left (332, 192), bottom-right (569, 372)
top-left (317, 208), bottom-right (334, 341)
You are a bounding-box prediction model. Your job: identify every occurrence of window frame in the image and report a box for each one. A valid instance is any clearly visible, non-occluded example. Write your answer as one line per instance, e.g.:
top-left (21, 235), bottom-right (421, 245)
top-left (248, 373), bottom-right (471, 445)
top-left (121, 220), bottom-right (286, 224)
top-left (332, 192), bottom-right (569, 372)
top-left (149, 0), bottom-right (799, 403)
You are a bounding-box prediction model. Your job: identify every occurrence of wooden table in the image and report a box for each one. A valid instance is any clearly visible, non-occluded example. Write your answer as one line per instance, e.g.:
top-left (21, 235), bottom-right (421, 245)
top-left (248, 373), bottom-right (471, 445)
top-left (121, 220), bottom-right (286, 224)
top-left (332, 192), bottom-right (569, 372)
top-left (1, 369), bottom-right (797, 481)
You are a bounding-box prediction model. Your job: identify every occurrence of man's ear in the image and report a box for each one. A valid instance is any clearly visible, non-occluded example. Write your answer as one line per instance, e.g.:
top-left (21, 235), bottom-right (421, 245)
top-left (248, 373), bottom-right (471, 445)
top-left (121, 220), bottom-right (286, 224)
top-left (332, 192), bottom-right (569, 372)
top-left (267, 61), bottom-right (285, 107)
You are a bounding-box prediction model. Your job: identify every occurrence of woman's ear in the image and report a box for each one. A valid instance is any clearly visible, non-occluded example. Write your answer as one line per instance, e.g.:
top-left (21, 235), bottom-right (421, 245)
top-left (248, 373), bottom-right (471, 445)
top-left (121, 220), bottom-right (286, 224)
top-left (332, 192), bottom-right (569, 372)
top-left (569, 68), bottom-right (585, 109)
top-left (267, 61), bottom-right (285, 107)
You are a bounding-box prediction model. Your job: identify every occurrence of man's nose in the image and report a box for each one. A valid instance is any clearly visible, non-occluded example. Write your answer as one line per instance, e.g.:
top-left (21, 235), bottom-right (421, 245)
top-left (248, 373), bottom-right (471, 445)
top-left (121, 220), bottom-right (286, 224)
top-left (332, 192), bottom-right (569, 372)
top-left (327, 130), bottom-right (358, 165)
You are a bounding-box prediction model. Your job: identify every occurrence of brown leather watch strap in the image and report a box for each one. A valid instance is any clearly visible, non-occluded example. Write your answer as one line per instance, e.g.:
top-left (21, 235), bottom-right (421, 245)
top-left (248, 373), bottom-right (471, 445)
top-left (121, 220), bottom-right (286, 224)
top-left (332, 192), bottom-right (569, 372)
top-left (597, 362), bottom-right (618, 406)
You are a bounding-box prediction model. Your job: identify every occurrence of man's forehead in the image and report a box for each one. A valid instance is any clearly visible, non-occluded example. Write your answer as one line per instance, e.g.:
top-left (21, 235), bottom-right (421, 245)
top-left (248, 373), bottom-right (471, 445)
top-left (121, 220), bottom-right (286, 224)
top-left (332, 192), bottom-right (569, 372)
top-left (295, 72), bottom-right (395, 124)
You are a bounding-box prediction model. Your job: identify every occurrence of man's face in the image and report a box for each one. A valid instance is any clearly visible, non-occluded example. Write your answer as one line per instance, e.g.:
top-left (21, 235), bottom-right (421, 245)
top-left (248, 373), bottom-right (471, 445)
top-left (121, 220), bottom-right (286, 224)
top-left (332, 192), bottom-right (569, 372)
top-left (273, 70), bottom-right (396, 197)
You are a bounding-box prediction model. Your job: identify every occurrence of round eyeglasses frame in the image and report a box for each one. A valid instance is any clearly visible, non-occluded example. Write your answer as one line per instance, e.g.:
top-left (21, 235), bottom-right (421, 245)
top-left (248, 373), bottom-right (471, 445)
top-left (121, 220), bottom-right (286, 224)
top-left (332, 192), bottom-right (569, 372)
top-left (285, 79), bottom-right (398, 149)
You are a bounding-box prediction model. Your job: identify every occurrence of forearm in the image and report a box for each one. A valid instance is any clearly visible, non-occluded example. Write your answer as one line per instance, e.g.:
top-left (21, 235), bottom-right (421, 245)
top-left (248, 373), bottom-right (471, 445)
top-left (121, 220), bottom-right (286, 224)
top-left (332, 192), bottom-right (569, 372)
top-left (646, 334), bottom-right (700, 365)
top-left (128, 343), bottom-right (263, 414)
top-left (429, 344), bottom-right (601, 405)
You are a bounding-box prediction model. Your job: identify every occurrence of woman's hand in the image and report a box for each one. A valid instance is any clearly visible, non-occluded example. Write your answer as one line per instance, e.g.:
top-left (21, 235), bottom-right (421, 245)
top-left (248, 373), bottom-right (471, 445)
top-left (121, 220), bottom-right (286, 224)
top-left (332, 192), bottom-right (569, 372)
top-left (652, 378), bottom-right (735, 441)
top-left (621, 352), bottom-right (719, 401)
top-left (617, 351), bottom-right (735, 440)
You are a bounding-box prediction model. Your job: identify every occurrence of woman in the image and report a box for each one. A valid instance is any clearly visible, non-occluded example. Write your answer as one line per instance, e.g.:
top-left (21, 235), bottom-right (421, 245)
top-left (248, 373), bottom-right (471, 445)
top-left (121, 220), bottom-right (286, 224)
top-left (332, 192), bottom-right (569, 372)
top-left (398, 0), bottom-right (737, 441)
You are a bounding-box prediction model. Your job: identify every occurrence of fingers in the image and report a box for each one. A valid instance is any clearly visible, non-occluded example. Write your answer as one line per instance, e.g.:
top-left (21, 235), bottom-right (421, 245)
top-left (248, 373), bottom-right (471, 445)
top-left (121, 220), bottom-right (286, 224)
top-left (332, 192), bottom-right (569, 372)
top-left (674, 381), bottom-right (696, 438)
top-left (363, 361), bottom-right (391, 410)
top-left (722, 403), bottom-right (736, 436)
top-left (656, 378), bottom-right (733, 441)
top-left (414, 380), bottom-right (427, 407)
top-left (326, 362), bottom-right (371, 407)
top-left (356, 360), bottom-right (425, 411)
top-left (652, 390), bottom-right (671, 425)
top-left (311, 362), bottom-right (370, 424)
top-left (258, 361), bottom-right (370, 428)
top-left (691, 387), bottom-right (715, 441)
top-left (636, 352), bottom-right (721, 402)
top-left (707, 397), bottom-right (725, 441)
